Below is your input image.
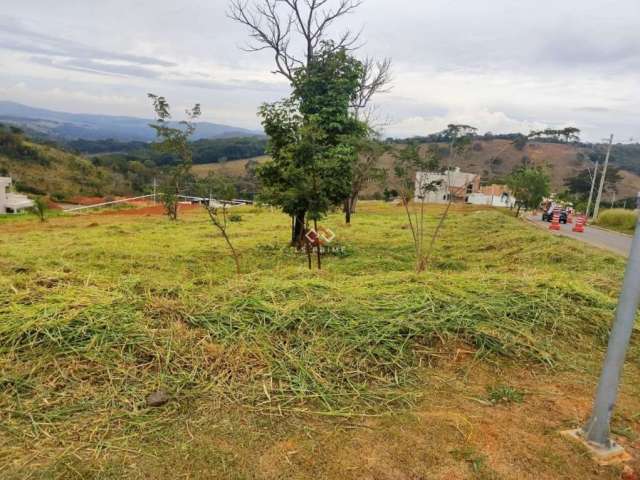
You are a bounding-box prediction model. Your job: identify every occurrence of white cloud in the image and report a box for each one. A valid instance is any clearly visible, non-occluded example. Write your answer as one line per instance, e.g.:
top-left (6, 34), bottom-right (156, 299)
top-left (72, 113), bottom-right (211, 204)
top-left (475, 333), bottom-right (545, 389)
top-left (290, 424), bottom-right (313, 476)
top-left (383, 109), bottom-right (549, 138)
top-left (0, 0), bottom-right (638, 139)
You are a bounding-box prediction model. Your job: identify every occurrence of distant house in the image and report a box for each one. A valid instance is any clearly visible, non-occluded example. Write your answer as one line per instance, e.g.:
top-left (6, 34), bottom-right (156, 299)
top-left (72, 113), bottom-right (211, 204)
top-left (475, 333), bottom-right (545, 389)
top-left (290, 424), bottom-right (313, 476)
top-left (467, 184), bottom-right (516, 208)
top-left (0, 177), bottom-right (35, 214)
top-left (415, 168), bottom-right (481, 204)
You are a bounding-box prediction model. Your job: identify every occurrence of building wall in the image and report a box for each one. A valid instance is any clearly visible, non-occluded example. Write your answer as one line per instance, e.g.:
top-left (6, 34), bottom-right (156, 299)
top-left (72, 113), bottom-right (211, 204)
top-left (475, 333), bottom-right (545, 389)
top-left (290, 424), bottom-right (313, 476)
top-left (0, 177), bottom-right (10, 214)
top-left (415, 170), bottom-right (480, 203)
top-left (467, 192), bottom-right (516, 208)
top-left (0, 177), bottom-right (34, 214)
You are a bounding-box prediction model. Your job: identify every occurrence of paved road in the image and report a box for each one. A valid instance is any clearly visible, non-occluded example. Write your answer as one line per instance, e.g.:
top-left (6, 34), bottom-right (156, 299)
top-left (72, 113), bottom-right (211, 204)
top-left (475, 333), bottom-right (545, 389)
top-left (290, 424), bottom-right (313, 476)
top-left (527, 215), bottom-right (632, 257)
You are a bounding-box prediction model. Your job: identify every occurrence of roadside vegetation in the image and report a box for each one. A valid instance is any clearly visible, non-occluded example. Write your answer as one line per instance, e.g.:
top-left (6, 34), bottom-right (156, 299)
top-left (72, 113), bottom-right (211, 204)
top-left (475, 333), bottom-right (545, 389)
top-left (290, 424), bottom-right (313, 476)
top-left (595, 208), bottom-right (638, 234)
top-left (1, 203), bottom-right (639, 478)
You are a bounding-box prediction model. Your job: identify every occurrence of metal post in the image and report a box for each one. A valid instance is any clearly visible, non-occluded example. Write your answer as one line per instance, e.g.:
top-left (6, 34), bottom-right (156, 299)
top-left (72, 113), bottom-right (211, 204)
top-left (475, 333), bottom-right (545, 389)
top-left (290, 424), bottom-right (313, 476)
top-left (153, 177), bottom-right (157, 204)
top-left (586, 161), bottom-right (599, 219)
top-left (593, 134), bottom-right (614, 221)
top-left (582, 214), bottom-right (640, 449)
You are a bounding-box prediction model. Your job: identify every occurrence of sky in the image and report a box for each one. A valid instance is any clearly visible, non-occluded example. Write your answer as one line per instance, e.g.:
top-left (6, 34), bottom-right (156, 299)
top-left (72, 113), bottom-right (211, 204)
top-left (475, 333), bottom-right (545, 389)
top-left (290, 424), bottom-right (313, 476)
top-left (0, 0), bottom-right (638, 142)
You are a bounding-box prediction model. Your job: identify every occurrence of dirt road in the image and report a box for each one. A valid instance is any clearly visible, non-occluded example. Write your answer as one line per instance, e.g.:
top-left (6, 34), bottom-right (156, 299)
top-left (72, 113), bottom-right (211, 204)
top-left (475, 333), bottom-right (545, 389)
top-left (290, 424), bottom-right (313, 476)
top-left (527, 214), bottom-right (632, 257)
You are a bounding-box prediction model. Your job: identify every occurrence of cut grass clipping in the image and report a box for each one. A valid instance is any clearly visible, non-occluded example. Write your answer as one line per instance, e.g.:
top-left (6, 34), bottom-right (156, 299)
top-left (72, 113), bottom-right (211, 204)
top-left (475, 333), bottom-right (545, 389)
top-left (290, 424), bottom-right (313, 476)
top-left (0, 203), bottom-right (634, 467)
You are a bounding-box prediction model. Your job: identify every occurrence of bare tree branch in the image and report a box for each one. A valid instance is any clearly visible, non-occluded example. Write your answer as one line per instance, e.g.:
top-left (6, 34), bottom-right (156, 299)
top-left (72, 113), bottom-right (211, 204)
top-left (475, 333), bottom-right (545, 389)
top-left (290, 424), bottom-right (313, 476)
top-left (229, 0), bottom-right (389, 111)
top-left (352, 57), bottom-right (392, 117)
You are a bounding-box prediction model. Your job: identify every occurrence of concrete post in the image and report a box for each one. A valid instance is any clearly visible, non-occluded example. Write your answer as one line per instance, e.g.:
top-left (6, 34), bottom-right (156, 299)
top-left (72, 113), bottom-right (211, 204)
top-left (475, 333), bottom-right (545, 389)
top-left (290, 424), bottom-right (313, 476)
top-left (153, 177), bottom-right (157, 204)
top-left (582, 214), bottom-right (640, 449)
top-left (586, 161), bottom-right (599, 219)
top-left (593, 134), bottom-right (614, 221)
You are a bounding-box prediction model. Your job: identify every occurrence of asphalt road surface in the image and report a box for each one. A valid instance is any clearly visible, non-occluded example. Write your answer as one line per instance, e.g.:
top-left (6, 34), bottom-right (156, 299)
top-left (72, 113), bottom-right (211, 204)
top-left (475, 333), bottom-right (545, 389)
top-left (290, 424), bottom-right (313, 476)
top-left (527, 214), bottom-right (632, 257)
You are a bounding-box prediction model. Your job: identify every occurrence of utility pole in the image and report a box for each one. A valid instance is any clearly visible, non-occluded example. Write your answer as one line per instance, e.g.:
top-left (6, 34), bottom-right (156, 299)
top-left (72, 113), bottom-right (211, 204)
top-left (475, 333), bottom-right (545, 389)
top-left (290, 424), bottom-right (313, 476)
top-left (575, 214), bottom-right (640, 460)
top-left (586, 161), bottom-right (599, 219)
top-left (593, 134), bottom-right (614, 221)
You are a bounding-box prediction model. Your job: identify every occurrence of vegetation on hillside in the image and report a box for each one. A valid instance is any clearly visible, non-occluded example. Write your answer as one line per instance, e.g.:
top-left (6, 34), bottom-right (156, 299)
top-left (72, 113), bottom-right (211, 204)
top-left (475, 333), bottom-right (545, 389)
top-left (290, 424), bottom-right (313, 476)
top-left (68, 136), bottom-right (267, 165)
top-left (0, 124), bottom-right (134, 200)
top-left (595, 209), bottom-right (638, 234)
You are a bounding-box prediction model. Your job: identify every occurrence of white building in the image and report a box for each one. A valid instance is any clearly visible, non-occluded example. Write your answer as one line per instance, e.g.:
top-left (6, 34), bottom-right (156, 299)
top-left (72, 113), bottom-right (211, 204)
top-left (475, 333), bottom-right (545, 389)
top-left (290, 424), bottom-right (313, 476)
top-left (466, 185), bottom-right (516, 208)
top-left (415, 168), bottom-right (481, 204)
top-left (0, 177), bottom-right (35, 214)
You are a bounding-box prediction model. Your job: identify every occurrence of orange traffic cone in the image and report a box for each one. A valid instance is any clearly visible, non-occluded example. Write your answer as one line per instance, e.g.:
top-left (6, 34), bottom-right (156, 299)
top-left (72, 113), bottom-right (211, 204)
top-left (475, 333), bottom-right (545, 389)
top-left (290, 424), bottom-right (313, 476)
top-left (549, 208), bottom-right (561, 231)
top-left (573, 215), bottom-right (586, 233)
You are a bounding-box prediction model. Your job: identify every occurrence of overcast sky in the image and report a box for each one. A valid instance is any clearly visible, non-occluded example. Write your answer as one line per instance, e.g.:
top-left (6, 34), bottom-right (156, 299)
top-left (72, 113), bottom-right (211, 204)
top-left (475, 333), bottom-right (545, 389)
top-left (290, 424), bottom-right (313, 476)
top-left (1, 0), bottom-right (638, 141)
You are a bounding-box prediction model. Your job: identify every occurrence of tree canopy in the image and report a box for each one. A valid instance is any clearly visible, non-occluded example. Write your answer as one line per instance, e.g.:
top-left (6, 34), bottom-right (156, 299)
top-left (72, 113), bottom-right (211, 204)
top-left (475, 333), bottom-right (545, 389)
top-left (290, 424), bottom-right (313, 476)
top-left (257, 44), bottom-right (367, 250)
top-left (507, 166), bottom-right (551, 215)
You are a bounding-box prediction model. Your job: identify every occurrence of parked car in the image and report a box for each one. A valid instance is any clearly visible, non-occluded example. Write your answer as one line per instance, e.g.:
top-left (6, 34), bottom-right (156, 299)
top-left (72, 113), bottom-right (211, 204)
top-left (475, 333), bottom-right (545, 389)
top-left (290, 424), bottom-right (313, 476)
top-left (542, 206), bottom-right (567, 224)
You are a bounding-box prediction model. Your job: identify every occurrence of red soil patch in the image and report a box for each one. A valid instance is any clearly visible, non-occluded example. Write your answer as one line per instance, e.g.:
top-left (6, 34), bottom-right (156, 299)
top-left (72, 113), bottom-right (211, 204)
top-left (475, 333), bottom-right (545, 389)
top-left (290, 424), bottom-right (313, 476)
top-left (67, 196), bottom-right (112, 206)
top-left (100, 203), bottom-right (201, 216)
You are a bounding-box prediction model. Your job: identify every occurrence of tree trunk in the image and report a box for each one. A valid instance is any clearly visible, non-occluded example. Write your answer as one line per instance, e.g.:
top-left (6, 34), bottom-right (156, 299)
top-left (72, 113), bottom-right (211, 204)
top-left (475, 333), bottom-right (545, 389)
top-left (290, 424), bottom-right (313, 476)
top-left (344, 198), bottom-right (352, 224)
top-left (344, 194), bottom-right (359, 224)
top-left (314, 218), bottom-right (321, 270)
top-left (291, 211), bottom-right (307, 248)
top-left (174, 182), bottom-right (180, 221)
top-left (516, 203), bottom-right (522, 217)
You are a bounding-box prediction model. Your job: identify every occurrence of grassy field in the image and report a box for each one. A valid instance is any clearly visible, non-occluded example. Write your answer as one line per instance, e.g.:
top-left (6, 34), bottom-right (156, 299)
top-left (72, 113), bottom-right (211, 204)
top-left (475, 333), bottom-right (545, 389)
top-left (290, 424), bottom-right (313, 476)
top-left (595, 209), bottom-right (638, 234)
top-left (192, 155), bottom-right (270, 177)
top-left (1, 202), bottom-right (639, 479)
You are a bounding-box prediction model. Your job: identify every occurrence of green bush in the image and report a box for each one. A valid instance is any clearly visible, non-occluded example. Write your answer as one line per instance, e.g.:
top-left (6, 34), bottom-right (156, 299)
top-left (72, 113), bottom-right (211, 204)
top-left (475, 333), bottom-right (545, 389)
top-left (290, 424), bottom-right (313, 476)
top-left (595, 209), bottom-right (638, 233)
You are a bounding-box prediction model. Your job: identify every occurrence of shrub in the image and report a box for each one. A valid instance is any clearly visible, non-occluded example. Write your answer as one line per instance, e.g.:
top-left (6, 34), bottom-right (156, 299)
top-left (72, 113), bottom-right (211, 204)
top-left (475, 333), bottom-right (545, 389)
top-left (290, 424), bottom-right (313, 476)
top-left (487, 385), bottom-right (525, 405)
top-left (596, 209), bottom-right (638, 233)
top-left (32, 196), bottom-right (48, 222)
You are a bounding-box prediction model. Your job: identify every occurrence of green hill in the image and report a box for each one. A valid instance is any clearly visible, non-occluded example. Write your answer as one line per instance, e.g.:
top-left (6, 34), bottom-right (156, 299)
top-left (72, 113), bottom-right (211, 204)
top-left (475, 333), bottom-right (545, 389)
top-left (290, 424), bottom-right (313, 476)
top-left (0, 126), bottom-right (136, 200)
top-left (196, 139), bottom-right (640, 200)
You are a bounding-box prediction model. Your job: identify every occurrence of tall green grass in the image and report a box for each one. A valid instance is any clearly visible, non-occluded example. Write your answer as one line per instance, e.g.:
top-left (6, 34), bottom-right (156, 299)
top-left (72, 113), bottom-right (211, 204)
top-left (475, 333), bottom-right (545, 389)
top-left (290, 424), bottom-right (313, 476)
top-left (595, 208), bottom-right (638, 234)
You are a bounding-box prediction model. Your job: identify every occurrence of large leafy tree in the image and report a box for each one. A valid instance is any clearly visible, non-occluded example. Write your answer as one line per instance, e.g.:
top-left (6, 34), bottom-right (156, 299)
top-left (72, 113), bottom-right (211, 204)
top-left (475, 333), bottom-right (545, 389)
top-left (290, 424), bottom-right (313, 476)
top-left (230, 0), bottom-right (391, 236)
top-left (565, 166), bottom-right (622, 198)
top-left (507, 166), bottom-right (551, 216)
top-left (258, 43), bottom-right (366, 258)
top-left (529, 127), bottom-right (581, 143)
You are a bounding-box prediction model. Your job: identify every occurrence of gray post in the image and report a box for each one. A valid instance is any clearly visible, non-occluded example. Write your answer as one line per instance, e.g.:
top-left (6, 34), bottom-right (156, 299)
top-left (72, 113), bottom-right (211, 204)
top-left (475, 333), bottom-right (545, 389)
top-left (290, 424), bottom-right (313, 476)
top-left (586, 161), bottom-right (599, 219)
top-left (582, 214), bottom-right (640, 448)
top-left (593, 134), bottom-right (614, 221)
top-left (153, 177), bottom-right (157, 204)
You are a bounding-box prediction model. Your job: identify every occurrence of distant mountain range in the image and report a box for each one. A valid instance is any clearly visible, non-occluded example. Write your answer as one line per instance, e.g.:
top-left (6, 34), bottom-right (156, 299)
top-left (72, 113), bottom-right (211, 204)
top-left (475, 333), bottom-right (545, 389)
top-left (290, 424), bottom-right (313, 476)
top-left (0, 101), bottom-right (262, 142)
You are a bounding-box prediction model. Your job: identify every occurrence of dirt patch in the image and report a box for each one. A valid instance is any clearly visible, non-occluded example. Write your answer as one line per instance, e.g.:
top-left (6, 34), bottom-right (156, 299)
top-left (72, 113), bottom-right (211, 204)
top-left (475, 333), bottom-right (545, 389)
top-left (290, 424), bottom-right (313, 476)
top-left (100, 203), bottom-right (201, 216)
top-left (126, 359), bottom-right (639, 480)
top-left (67, 196), bottom-right (111, 205)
